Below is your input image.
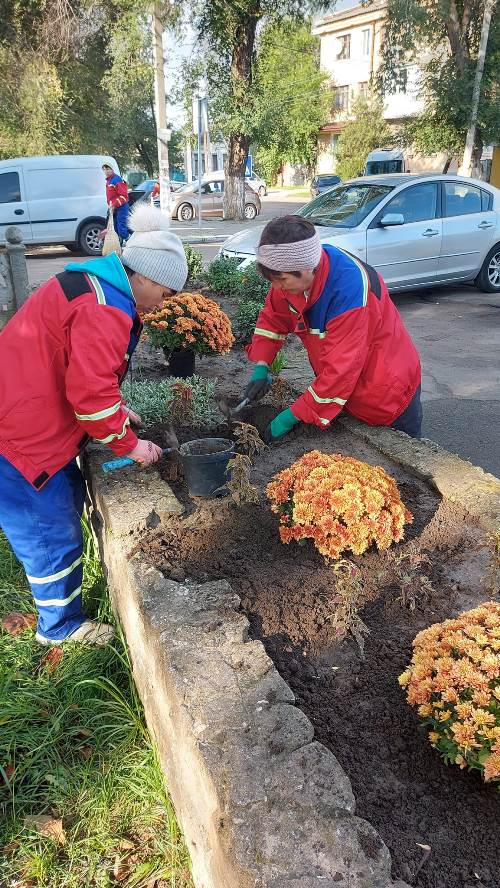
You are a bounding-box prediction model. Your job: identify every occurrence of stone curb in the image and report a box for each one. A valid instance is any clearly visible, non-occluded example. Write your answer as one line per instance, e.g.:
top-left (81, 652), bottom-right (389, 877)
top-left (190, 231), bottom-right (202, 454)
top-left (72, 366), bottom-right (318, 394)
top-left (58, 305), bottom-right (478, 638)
top-left (338, 416), bottom-right (500, 534)
top-left (181, 235), bottom-right (227, 245)
top-left (85, 448), bottom-right (409, 888)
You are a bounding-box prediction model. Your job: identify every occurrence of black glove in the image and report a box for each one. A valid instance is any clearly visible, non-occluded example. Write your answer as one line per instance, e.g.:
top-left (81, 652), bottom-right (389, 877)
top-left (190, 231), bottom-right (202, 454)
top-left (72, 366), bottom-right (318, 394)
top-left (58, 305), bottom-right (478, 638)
top-left (244, 365), bottom-right (273, 403)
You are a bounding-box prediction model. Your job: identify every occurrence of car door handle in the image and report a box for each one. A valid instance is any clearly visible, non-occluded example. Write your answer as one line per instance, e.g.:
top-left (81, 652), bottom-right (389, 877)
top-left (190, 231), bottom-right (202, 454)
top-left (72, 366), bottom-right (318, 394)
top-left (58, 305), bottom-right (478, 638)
top-left (14, 209), bottom-right (24, 215)
top-left (422, 228), bottom-right (439, 237)
top-left (477, 221), bottom-right (494, 229)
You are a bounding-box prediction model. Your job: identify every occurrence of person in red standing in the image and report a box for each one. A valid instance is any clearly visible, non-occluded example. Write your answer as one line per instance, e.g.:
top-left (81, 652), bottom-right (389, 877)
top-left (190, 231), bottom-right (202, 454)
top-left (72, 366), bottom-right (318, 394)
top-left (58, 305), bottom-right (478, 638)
top-left (102, 163), bottom-right (130, 244)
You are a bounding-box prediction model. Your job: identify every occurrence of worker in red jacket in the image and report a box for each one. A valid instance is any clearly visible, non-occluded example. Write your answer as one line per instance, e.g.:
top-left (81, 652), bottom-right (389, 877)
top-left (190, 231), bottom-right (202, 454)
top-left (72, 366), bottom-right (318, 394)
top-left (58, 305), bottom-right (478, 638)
top-left (0, 204), bottom-right (188, 646)
top-left (244, 216), bottom-right (422, 442)
top-left (103, 163), bottom-right (130, 243)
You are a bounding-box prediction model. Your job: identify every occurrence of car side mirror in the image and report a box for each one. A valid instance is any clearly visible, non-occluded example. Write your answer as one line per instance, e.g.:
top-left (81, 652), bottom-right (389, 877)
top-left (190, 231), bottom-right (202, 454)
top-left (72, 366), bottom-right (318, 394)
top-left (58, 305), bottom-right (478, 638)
top-left (380, 213), bottom-right (405, 227)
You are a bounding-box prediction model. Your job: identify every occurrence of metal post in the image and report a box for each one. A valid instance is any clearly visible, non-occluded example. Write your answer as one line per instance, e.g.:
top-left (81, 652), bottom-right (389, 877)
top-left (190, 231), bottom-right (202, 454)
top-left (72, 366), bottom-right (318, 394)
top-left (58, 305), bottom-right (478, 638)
top-left (152, 2), bottom-right (171, 214)
top-left (197, 94), bottom-right (203, 227)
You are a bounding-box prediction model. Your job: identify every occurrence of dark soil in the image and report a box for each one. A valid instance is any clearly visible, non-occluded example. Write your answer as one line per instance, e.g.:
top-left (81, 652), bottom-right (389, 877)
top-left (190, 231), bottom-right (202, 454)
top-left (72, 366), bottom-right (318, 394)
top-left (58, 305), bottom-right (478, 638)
top-left (134, 407), bottom-right (500, 888)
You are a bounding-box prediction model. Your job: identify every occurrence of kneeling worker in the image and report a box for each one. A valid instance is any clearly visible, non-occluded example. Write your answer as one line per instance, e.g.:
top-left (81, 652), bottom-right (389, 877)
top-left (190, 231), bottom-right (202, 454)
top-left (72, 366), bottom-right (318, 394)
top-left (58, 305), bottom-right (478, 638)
top-left (244, 216), bottom-right (422, 442)
top-left (0, 205), bottom-right (188, 646)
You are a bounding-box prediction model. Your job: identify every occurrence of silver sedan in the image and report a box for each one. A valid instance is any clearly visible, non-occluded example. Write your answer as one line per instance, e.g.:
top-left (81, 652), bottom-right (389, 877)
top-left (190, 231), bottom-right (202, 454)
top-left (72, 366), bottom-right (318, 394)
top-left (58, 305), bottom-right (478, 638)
top-left (219, 174), bottom-right (500, 293)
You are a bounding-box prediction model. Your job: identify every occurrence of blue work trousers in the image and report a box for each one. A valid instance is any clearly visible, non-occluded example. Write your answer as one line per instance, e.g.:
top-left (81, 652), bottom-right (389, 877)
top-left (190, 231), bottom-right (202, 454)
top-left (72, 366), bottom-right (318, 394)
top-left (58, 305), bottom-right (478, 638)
top-left (391, 385), bottom-right (423, 439)
top-left (113, 204), bottom-right (131, 242)
top-left (0, 456), bottom-right (86, 641)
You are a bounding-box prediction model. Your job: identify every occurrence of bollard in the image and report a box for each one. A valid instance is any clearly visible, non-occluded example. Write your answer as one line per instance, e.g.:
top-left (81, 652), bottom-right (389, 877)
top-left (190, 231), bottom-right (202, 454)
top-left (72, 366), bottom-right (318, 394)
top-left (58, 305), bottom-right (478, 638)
top-left (0, 250), bottom-right (16, 329)
top-left (5, 225), bottom-right (30, 309)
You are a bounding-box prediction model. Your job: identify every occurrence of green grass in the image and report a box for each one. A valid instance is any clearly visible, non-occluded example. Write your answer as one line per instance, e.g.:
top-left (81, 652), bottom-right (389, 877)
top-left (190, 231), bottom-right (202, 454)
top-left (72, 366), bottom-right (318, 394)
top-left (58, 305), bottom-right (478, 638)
top-left (0, 526), bottom-right (193, 888)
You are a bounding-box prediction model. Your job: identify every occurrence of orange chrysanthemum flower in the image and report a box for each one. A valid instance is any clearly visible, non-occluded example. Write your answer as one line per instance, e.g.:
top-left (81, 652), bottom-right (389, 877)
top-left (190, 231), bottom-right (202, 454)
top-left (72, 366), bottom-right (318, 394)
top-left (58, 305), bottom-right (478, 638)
top-left (266, 451), bottom-right (412, 561)
top-left (399, 602), bottom-right (500, 785)
top-left (143, 292), bottom-right (234, 356)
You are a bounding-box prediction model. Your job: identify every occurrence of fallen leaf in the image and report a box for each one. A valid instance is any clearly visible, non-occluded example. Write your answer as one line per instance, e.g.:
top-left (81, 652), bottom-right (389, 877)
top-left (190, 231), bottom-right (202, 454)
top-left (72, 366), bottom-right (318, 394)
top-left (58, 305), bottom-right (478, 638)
top-left (113, 854), bottom-right (133, 881)
top-left (1, 612), bottom-right (37, 636)
top-left (1, 761), bottom-right (15, 783)
top-left (2, 840), bottom-right (20, 852)
top-left (40, 647), bottom-right (64, 673)
top-left (118, 839), bottom-right (135, 851)
top-left (78, 745), bottom-right (92, 761)
top-left (75, 728), bottom-right (92, 738)
top-left (24, 814), bottom-right (66, 845)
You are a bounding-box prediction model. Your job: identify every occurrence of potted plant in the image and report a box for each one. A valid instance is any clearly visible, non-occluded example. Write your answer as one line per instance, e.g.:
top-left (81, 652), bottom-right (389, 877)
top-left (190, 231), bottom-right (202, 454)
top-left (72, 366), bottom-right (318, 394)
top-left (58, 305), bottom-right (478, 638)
top-left (143, 292), bottom-right (234, 377)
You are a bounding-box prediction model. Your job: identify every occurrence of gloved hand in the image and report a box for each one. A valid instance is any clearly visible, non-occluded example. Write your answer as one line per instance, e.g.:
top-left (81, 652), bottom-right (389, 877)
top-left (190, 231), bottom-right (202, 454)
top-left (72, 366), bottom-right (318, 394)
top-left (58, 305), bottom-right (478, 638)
top-left (126, 439), bottom-right (163, 467)
top-left (244, 364), bottom-right (273, 403)
top-left (263, 408), bottom-right (299, 444)
top-left (122, 404), bottom-right (142, 426)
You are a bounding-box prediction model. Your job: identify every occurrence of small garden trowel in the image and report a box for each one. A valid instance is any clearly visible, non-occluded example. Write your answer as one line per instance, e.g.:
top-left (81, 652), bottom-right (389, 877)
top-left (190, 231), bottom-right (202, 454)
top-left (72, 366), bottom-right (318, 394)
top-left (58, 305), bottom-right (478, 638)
top-left (102, 424), bottom-right (179, 473)
top-left (218, 397), bottom-right (250, 420)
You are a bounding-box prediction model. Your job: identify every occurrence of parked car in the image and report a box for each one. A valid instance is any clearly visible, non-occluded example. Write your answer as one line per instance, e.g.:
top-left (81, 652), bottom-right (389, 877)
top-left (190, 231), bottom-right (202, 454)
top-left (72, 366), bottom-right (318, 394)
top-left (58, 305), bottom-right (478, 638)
top-left (310, 173), bottom-right (341, 198)
top-left (171, 177), bottom-right (261, 222)
top-left (204, 169), bottom-right (267, 198)
top-left (128, 179), bottom-right (157, 206)
top-left (364, 149), bottom-right (406, 176)
top-left (218, 174), bottom-right (500, 293)
top-left (0, 153), bottom-right (117, 255)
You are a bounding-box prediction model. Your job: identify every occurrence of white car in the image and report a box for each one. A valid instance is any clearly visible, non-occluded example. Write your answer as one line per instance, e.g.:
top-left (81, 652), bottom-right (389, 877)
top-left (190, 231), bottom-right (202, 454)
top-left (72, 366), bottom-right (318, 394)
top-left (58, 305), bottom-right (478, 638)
top-left (219, 173), bottom-right (500, 293)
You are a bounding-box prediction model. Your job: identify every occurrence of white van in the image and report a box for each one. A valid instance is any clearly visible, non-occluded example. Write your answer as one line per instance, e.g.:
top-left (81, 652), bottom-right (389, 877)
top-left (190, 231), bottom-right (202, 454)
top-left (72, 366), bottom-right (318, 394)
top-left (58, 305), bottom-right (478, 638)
top-left (364, 149), bottom-right (406, 176)
top-left (0, 154), bottom-right (119, 255)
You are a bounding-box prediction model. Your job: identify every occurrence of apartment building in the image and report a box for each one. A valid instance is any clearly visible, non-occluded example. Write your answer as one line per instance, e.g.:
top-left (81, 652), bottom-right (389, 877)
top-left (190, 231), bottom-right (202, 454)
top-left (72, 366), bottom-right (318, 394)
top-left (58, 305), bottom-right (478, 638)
top-left (312, 0), bottom-right (432, 174)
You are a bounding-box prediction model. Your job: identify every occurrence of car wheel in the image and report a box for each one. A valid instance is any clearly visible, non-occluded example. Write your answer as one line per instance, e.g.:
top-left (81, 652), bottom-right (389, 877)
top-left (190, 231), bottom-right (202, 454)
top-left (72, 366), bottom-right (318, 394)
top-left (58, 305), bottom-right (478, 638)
top-left (258, 186), bottom-right (266, 198)
top-left (477, 243), bottom-right (500, 292)
top-left (178, 203), bottom-right (194, 222)
top-left (244, 203), bottom-right (257, 220)
top-left (79, 221), bottom-right (104, 256)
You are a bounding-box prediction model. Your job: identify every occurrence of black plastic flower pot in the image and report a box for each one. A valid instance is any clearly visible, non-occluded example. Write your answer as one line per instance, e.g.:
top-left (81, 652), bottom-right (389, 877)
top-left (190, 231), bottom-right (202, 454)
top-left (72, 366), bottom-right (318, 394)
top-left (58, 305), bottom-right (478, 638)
top-left (164, 347), bottom-right (195, 378)
top-left (179, 438), bottom-right (235, 498)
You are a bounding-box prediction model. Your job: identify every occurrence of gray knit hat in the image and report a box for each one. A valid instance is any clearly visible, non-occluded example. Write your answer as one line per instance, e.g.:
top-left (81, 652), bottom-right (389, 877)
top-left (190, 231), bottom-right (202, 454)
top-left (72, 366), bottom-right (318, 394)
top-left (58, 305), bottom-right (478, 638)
top-left (122, 204), bottom-right (188, 292)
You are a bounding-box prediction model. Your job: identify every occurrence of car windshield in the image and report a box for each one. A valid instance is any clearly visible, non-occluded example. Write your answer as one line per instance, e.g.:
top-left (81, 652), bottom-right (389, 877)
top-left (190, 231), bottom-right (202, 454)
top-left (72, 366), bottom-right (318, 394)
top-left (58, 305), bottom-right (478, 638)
top-left (298, 183), bottom-right (393, 228)
top-left (177, 182), bottom-right (196, 193)
top-left (136, 180), bottom-right (156, 191)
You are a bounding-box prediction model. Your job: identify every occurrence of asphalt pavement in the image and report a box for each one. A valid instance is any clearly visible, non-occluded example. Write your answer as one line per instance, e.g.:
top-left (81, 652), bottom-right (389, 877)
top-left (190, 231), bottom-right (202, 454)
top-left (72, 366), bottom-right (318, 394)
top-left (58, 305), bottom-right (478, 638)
top-left (24, 194), bottom-right (500, 478)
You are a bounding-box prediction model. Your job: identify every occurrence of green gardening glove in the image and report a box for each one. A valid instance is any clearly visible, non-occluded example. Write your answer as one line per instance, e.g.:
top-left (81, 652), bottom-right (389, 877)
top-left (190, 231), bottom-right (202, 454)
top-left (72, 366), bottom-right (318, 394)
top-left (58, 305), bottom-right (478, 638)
top-left (244, 364), bottom-right (273, 403)
top-left (263, 408), bottom-right (299, 444)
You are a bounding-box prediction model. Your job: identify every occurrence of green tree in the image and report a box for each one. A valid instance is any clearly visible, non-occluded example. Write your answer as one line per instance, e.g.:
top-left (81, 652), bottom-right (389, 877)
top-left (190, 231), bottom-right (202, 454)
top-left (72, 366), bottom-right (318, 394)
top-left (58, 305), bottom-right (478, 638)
top-left (252, 20), bottom-right (330, 184)
top-left (192, 1), bottom-right (323, 220)
top-left (374, 0), bottom-right (500, 168)
top-left (335, 95), bottom-right (391, 180)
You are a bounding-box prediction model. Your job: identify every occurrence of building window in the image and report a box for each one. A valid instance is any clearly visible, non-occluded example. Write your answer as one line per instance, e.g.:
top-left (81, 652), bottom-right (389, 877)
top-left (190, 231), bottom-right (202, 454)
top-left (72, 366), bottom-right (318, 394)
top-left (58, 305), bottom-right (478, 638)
top-left (334, 85), bottom-right (350, 112)
top-left (330, 134), bottom-right (339, 154)
top-left (362, 28), bottom-right (371, 56)
top-left (336, 34), bottom-right (351, 60)
top-left (358, 81), bottom-right (369, 98)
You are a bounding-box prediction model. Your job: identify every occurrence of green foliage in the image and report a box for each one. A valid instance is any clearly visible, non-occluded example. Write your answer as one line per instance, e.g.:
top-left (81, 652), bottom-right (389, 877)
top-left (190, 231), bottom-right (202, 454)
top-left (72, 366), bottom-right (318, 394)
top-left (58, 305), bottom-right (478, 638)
top-left (121, 376), bottom-right (223, 429)
top-left (205, 256), bottom-right (244, 297)
top-left (233, 263), bottom-right (270, 304)
top-left (335, 94), bottom-right (391, 180)
top-left (253, 20), bottom-right (331, 183)
top-left (183, 244), bottom-right (204, 282)
top-left (0, 529), bottom-right (192, 888)
top-left (234, 299), bottom-right (263, 343)
top-left (376, 0), bottom-right (500, 156)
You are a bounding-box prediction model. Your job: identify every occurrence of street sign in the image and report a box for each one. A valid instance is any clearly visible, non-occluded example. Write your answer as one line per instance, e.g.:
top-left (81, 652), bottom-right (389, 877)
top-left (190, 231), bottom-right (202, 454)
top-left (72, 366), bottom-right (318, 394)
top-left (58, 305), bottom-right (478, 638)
top-left (245, 155), bottom-right (253, 177)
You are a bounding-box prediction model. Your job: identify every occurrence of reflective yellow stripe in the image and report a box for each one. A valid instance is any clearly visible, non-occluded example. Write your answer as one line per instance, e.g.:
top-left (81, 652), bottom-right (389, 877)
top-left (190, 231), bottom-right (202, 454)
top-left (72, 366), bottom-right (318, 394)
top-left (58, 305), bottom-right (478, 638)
top-left (95, 416), bottom-right (130, 444)
top-left (75, 401), bottom-right (122, 422)
top-left (27, 556), bottom-right (82, 585)
top-left (309, 328), bottom-right (328, 339)
top-left (254, 327), bottom-right (286, 341)
top-left (34, 586), bottom-right (82, 608)
top-left (319, 417), bottom-right (331, 426)
top-left (88, 273), bottom-right (106, 305)
top-left (288, 304), bottom-right (299, 315)
top-left (308, 386), bottom-right (346, 406)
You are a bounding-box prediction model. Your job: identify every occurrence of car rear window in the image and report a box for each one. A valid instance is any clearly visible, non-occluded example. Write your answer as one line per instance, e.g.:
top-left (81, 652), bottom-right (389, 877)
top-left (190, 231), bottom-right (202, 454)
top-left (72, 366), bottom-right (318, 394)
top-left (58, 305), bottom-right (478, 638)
top-left (318, 176), bottom-right (339, 186)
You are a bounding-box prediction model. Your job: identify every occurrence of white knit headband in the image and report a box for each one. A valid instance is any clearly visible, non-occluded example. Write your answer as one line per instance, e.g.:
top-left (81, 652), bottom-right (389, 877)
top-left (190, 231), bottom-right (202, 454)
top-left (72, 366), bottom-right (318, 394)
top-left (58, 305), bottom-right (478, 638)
top-left (256, 233), bottom-right (322, 271)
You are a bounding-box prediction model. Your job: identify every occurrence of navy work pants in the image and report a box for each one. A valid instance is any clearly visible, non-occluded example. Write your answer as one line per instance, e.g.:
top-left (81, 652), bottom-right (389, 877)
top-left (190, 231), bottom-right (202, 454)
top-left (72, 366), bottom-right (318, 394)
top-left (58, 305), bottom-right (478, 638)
top-left (391, 385), bottom-right (423, 439)
top-left (0, 456), bottom-right (86, 641)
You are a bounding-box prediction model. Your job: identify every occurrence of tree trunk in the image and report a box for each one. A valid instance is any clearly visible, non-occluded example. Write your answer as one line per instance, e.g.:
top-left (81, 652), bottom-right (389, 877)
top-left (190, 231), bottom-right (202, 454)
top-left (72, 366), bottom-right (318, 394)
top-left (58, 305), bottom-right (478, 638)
top-left (442, 154), bottom-right (452, 173)
top-left (223, 14), bottom-right (258, 220)
top-left (224, 133), bottom-right (250, 219)
top-left (458, 0), bottom-right (496, 177)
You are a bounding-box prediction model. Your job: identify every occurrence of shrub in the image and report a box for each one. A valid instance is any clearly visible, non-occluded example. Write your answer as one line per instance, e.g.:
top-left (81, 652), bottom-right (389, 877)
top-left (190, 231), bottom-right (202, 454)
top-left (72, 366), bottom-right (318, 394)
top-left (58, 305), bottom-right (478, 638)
top-left (399, 602), bottom-right (500, 785)
top-left (234, 299), bottom-right (263, 343)
top-left (232, 262), bottom-right (270, 304)
top-left (183, 244), bottom-right (204, 282)
top-left (121, 376), bottom-right (222, 429)
top-left (267, 451), bottom-right (413, 560)
top-left (205, 256), bottom-right (242, 297)
top-left (143, 292), bottom-right (234, 356)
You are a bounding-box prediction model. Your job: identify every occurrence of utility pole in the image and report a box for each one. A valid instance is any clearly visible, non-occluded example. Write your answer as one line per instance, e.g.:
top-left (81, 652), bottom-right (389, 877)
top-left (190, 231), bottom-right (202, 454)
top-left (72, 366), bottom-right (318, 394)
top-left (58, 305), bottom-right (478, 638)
top-left (458, 0), bottom-right (496, 177)
top-left (152, 2), bottom-right (170, 214)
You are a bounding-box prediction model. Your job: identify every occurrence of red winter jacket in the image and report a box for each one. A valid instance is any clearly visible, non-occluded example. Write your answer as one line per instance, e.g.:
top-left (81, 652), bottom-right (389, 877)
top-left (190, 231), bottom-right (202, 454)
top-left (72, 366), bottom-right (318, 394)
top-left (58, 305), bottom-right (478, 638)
top-left (105, 173), bottom-right (129, 209)
top-left (247, 245), bottom-right (421, 428)
top-left (0, 254), bottom-right (141, 490)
